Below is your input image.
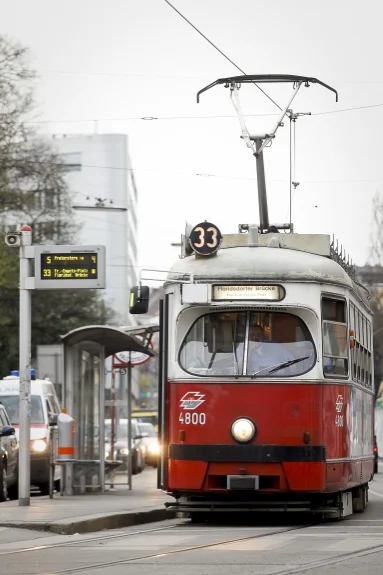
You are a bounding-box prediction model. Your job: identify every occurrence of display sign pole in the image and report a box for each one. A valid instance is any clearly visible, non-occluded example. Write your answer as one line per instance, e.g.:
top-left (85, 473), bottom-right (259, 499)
top-left (4, 229), bottom-right (107, 507)
top-left (127, 352), bottom-right (132, 491)
top-left (19, 225), bottom-right (33, 506)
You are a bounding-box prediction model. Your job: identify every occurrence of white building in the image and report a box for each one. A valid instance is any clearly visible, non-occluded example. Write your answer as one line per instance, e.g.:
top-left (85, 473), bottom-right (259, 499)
top-left (52, 134), bottom-right (138, 326)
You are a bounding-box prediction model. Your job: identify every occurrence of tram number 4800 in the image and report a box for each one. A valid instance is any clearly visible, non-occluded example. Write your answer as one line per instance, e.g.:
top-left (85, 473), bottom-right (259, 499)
top-left (335, 415), bottom-right (344, 427)
top-left (179, 412), bottom-right (206, 425)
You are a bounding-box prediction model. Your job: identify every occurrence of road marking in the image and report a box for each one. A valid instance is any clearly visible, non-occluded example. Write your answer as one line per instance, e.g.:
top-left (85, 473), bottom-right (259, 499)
top-left (369, 489), bottom-right (383, 498)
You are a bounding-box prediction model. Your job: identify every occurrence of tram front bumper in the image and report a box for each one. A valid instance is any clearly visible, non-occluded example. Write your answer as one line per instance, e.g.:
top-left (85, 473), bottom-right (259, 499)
top-left (168, 444), bottom-right (327, 493)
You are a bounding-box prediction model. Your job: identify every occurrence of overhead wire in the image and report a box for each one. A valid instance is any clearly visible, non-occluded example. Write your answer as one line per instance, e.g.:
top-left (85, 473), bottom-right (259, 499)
top-left (1, 112), bottom-right (279, 125)
top-left (312, 102), bottom-right (383, 115)
top-left (163, 0), bottom-right (282, 111)
top-left (39, 70), bottom-right (210, 81)
top-left (4, 101), bottom-right (383, 126)
top-left (9, 159), bottom-right (383, 183)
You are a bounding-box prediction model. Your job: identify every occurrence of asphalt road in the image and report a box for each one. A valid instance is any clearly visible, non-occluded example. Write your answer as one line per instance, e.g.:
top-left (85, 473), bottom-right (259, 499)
top-left (2, 464), bottom-right (383, 575)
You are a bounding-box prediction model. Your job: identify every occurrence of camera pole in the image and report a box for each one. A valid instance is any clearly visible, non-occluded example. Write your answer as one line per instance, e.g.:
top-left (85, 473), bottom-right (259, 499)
top-left (19, 224), bottom-right (33, 506)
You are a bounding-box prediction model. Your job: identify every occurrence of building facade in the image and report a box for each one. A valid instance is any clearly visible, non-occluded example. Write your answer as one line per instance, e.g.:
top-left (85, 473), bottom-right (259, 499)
top-left (52, 134), bottom-right (141, 412)
top-left (53, 133), bottom-right (138, 326)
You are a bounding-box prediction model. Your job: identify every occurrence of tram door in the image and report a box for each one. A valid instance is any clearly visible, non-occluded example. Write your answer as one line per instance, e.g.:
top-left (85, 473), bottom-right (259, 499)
top-left (158, 294), bottom-right (171, 490)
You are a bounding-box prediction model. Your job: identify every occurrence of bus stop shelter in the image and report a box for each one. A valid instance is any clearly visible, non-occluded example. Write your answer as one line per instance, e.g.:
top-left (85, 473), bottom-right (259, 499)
top-left (60, 324), bottom-right (157, 495)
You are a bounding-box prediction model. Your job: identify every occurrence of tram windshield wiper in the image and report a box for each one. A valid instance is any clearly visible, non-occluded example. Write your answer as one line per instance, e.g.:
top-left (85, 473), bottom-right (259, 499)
top-left (251, 356), bottom-right (309, 378)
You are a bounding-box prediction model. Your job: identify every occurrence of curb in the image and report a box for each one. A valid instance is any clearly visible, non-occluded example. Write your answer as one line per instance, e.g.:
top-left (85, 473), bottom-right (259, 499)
top-left (0, 507), bottom-right (176, 535)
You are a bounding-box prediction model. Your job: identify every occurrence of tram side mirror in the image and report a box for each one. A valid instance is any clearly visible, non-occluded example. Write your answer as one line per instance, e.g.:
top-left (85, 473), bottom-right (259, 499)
top-left (129, 285), bottom-right (149, 314)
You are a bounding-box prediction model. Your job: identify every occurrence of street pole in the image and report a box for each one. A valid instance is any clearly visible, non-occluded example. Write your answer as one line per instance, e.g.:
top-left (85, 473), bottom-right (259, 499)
top-left (149, 366), bottom-right (154, 409)
top-left (110, 363), bottom-right (116, 489)
top-left (19, 225), bottom-right (33, 506)
top-left (127, 353), bottom-right (132, 490)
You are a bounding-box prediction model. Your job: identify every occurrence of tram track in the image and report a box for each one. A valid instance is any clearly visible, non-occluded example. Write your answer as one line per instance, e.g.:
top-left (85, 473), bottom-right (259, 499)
top-left (18, 521), bottom-right (383, 575)
top-left (3, 516), bottom-right (383, 574)
top-left (0, 522), bottom-right (180, 557)
top-left (24, 523), bottom-right (322, 575)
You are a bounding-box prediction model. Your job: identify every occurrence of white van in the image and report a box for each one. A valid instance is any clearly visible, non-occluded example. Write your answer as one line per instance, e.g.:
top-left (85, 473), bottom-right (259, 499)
top-left (0, 370), bottom-right (61, 495)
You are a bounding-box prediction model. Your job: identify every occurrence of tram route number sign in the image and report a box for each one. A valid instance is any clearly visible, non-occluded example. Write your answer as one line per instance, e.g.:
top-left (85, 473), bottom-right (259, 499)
top-left (189, 221), bottom-right (222, 256)
top-left (34, 245), bottom-right (106, 289)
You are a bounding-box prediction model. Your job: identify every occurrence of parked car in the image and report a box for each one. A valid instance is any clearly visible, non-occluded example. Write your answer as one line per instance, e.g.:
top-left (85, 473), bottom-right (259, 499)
top-left (0, 402), bottom-right (19, 501)
top-left (374, 435), bottom-right (378, 474)
top-left (0, 372), bottom-right (61, 495)
top-left (137, 422), bottom-right (160, 467)
top-left (104, 418), bottom-right (145, 474)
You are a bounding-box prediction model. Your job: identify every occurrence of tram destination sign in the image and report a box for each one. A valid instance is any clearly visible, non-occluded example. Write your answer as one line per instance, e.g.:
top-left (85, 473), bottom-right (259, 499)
top-left (212, 285), bottom-right (284, 301)
top-left (34, 245), bottom-right (106, 289)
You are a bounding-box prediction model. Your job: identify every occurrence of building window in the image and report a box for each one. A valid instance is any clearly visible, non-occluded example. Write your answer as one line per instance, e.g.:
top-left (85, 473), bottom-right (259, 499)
top-left (322, 297), bottom-right (348, 377)
top-left (60, 152), bottom-right (82, 172)
top-left (34, 220), bottom-right (62, 242)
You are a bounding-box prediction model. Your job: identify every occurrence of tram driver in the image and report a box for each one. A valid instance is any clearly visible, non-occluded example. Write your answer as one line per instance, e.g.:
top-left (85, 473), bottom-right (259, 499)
top-left (247, 324), bottom-right (294, 376)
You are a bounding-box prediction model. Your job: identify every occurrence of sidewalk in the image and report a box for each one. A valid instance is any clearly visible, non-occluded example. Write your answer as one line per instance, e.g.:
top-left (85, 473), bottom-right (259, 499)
top-left (0, 468), bottom-right (176, 535)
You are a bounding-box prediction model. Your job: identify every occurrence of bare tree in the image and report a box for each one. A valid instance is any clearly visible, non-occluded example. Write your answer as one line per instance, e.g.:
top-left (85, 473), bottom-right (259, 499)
top-left (0, 34), bottom-right (113, 376)
top-left (0, 34), bottom-right (75, 241)
top-left (369, 191), bottom-right (383, 267)
top-left (365, 191), bottom-right (383, 393)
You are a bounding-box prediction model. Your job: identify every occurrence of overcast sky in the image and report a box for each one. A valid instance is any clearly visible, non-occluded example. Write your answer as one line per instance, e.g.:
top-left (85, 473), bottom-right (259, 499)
top-left (2, 0), bottom-right (383, 272)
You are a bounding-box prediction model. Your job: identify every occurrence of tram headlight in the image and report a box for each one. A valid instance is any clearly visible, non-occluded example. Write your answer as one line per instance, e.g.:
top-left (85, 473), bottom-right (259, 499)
top-left (231, 418), bottom-right (256, 443)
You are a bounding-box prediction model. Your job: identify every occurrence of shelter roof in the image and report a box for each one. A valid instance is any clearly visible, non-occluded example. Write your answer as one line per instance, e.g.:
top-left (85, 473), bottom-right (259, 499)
top-left (61, 325), bottom-right (155, 358)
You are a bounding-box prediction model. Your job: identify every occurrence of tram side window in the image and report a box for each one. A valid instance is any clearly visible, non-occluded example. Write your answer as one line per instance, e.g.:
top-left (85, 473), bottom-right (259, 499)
top-left (350, 302), bottom-right (373, 389)
top-left (322, 297), bottom-right (348, 377)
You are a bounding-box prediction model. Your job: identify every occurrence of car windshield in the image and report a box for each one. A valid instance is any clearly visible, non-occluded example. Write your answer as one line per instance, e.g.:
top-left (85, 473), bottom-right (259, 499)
top-left (105, 420), bottom-right (138, 442)
top-left (0, 395), bottom-right (44, 424)
top-left (133, 414), bottom-right (158, 426)
top-left (138, 423), bottom-right (156, 437)
top-left (179, 310), bottom-right (315, 378)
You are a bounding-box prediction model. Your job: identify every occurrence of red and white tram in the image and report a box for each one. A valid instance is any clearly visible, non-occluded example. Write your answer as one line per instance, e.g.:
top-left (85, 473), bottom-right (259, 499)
top-left (130, 75), bottom-right (375, 519)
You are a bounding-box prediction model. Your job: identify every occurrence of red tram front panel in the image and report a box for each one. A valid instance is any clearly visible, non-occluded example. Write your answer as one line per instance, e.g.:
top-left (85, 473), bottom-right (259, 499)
top-left (167, 381), bottom-right (374, 495)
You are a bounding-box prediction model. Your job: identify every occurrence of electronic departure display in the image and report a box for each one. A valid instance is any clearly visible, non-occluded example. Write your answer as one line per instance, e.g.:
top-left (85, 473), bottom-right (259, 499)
top-left (34, 245), bottom-right (106, 289)
top-left (40, 253), bottom-right (98, 280)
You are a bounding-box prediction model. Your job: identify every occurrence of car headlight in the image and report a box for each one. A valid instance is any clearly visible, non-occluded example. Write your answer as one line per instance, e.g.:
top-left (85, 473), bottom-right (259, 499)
top-left (120, 448), bottom-right (129, 455)
top-left (31, 439), bottom-right (47, 453)
top-left (231, 418), bottom-right (256, 443)
top-left (149, 443), bottom-right (160, 455)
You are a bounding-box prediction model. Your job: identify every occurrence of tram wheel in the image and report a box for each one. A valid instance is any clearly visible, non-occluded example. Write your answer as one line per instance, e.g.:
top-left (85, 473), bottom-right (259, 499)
top-left (353, 484), bottom-right (368, 513)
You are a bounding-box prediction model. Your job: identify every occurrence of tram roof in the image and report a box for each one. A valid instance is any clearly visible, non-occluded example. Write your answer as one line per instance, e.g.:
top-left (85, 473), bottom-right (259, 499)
top-left (168, 246), bottom-right (370, 306)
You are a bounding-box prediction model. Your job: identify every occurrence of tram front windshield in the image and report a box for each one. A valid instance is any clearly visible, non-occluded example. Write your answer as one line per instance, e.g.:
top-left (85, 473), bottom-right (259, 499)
top-left (180, 311), bottom-right (315, 377)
